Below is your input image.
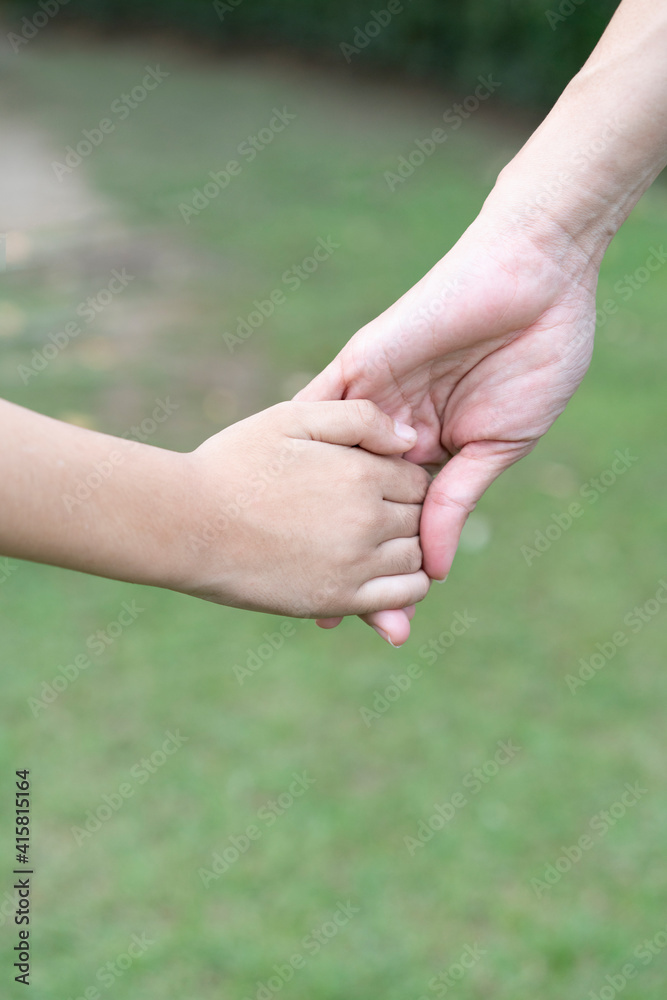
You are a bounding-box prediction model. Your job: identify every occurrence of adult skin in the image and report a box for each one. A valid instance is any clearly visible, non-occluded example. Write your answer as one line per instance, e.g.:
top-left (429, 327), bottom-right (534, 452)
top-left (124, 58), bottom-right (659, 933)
top-left (299, 0), bottom-right (667, 645)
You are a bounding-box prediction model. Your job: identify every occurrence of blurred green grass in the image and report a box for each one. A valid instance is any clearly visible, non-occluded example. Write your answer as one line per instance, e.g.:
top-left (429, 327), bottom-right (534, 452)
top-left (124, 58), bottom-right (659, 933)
top-left (1, 38), bottom-right (667, 1000)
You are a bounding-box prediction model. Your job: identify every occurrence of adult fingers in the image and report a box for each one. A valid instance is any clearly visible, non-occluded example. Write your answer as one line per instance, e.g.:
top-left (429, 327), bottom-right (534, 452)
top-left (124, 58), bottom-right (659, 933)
top-left (317, 605), bottom-right (417, 644)
top-left (420, 442), bottom-right (527, 580)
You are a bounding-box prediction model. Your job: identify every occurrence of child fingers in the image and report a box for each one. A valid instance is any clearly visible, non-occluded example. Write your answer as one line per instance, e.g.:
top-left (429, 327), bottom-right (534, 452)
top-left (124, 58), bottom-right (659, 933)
top-left (372, 536), bottom-right (424, 578)
top-left (318, 605), bottom-right (417, 644)
top-left (355, 570), bottom-right (431, 615)
top-left (379, 457), bottom-right (432, 504)
top-left (316, 617), bottom-right (343, 629)
top-left (288, 399), bottom-right (417, 454)
top-left (378, 501), bottom-right (423, 541)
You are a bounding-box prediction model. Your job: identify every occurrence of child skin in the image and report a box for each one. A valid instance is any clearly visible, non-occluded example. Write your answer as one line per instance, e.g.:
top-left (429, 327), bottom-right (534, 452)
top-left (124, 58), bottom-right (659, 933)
top-left (0, 396), bottom-right (431, 632)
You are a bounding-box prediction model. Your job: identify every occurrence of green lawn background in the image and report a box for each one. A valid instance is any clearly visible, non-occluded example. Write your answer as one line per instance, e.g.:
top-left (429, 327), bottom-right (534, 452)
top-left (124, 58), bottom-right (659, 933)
top-left (1, 37), bottom-right (667, 999)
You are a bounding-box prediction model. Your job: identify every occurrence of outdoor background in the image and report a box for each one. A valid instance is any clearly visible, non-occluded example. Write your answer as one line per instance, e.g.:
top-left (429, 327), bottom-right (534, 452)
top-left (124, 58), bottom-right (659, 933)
top-left (1, 1), bottom-right (667, 998)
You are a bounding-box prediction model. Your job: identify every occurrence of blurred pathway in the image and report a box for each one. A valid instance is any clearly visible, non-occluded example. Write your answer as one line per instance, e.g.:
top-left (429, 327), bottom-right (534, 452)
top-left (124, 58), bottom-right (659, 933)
top-left (0, 35), bottom-right (269, 442)
top-left (0, 119), bottom-right (109, 236)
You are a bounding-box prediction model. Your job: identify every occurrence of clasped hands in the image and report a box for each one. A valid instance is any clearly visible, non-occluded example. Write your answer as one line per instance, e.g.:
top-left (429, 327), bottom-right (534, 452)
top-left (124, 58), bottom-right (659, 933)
top-left (0, 207), bottom-right (598, 643)
top-left (192, 208), bottom-right (598, 645)
top-left (292, 209), bottom-right (599, 644)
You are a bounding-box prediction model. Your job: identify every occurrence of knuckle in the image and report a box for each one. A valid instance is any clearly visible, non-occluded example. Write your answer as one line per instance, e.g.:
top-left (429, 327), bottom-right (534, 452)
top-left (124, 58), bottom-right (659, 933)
top-left (349, 451), bottom-right (378, 487)
top-left (391, 460), bottom-right (431, 502)
top-left (414, 465), bottom-right (432, 498)
top-left (408, 544), bottom-right (425, 573)
top-left (395, 543), bottom-right (423, 575)
top-left (268, 399), bottom-right (295, 427)
top-left (429, 487), bottom-right (476, 514)
top-left (351, 504), bottom-right (382, 538)
top-left (402, 504), bottom-right (422, 535)
top-left (350, 398), bottom-right (379, 428)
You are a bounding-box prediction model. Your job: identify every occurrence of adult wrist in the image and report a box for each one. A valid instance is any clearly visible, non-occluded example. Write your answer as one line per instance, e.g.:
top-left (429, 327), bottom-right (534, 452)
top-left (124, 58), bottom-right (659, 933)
top-left (481, 162), bottom-right (614, 282)
top-left (480, 25), bottom-right (667, 281)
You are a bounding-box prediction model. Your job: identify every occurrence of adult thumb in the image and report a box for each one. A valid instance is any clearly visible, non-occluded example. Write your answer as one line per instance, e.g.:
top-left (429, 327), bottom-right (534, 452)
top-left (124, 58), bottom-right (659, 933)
top-left (289, 399), bottom-right (418, 455)
top-left (420, 442), bottom-right (528, 581)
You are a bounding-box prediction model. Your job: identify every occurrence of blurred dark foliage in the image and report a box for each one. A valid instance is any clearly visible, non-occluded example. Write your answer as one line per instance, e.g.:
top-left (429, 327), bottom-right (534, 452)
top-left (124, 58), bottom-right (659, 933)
top-left (5, 0), bottom-right (620, 107)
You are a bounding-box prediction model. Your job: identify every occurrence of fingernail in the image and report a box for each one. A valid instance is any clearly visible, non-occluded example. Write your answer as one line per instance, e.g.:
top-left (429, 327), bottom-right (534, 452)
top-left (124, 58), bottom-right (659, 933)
top-left (372, 626), bottom-right (399, 647)
top-left (393, 420), bottom-right (417, 444)
top-left (434, 575), bottom-right (448, 584)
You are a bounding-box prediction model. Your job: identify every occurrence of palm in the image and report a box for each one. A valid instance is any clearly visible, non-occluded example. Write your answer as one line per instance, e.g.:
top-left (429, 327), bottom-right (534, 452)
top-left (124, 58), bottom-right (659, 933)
top-left (298, 220), bottom-right (599, 636)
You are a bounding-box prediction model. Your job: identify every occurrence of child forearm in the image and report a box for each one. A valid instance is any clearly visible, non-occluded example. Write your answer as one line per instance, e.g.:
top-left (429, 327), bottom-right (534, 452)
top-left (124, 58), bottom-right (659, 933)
top-left (0, 397), bottom-right (191, 590)
top-left (0, 398), bottom-right (430, 619)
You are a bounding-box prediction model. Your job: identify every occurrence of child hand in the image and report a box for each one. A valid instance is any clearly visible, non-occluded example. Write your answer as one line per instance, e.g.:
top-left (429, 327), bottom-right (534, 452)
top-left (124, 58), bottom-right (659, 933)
top-left (180, 400), bottom-right (431, 618)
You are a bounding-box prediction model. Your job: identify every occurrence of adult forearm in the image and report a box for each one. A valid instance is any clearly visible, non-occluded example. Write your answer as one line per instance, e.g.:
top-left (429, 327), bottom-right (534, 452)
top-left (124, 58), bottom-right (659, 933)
top-left (485, 0), bottom-right (667, 272)
top-left (0, 399), bottom-right (190, 588)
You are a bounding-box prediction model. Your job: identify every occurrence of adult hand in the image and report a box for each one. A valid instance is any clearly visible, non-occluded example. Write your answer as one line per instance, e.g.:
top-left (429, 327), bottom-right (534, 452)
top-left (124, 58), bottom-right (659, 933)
top-left (296, 207), bottom-right (600, 643)
top-left (297, 0), bottom-right (667, 645)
